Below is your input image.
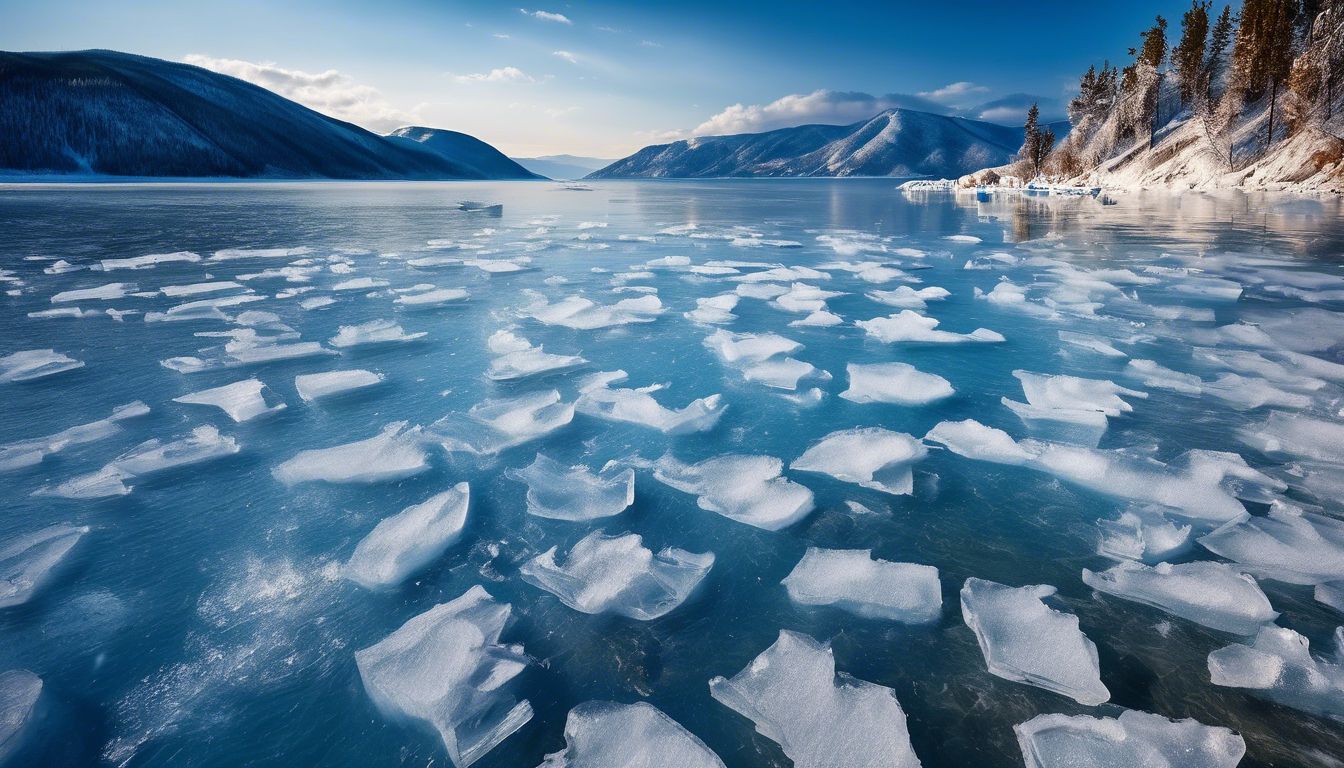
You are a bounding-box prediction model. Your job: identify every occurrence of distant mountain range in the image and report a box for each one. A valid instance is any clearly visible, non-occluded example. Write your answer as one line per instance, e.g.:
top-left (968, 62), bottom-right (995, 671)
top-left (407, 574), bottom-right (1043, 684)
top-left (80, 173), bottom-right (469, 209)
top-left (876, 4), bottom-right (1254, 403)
top-left (0, 50), bottom-right (537, 180)
top-left (511, 155), bottom-right (613, 180)
top-left (589, 110), bottom-right (1070, 179)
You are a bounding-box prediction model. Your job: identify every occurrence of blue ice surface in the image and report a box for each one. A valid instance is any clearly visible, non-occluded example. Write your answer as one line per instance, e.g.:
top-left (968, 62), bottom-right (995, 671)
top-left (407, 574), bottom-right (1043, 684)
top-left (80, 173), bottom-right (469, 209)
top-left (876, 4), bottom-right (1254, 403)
top-left (1, 179), bottom-right (1344, 767)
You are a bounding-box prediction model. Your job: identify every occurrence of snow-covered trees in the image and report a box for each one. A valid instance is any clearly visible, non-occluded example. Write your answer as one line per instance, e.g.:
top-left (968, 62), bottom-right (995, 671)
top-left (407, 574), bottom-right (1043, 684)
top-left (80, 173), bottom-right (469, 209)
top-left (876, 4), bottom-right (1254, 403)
top-left (1173, 2), bottom-right (1212, 105)
top-left (1018, 102), bottom-right (1055, 177)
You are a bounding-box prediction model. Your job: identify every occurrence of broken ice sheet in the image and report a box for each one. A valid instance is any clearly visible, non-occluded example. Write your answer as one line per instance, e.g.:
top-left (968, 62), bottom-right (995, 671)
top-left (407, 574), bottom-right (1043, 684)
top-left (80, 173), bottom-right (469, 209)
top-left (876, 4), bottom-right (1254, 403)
top-left (519, 530), bottom-right (713, 619)
top-left (0, 401), bottom-right (149, 472)
top-left (293, 369), bottom-right (384, 402)
top-left (41, 426), bottom-right (241, 499)
top-left (1208, 625), bottom-right (1344, 721)
top-left (173, 378), bottom-right (286, 422)
top-left (486, 330), bottom-right (587, 382)
top-left (0, 669), bottom-right (42, 763)
top-left (792, 428), bottom-right (927, 495)
top-left (783, 548), bottom-right (941, 623)
top-left (344, 483), bottom-right (470, 590)
top-left (536, 701), bottom-right (725, 768)
top-left (431, 390), bottom-right (574, 455)
top-left (273, 422), bottom-right (428, 485)
top-left (652, 453), bottom-right (815, 530)
top-left (504, 454), bottom-right (634, 521)
top-left (0, 349), bottom-right (84, 383)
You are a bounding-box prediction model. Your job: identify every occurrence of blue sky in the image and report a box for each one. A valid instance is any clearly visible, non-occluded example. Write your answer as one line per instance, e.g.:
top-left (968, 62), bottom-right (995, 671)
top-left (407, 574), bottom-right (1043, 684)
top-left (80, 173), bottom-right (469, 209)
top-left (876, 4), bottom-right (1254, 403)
top-left (3, 0), bottom-right (1197, 157)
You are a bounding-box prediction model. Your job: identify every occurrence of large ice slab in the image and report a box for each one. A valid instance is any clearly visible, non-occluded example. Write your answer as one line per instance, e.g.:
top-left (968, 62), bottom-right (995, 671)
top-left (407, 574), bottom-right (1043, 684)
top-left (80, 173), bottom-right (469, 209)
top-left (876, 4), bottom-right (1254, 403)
top-left (0, 349), bottom-right (84, 383)
top-left (520, 290), bottom-right (663, 329)
top-left (101, 251), bottom-right (201, 270)
top-left (791, 428), bottom-right (927, 495)
top-left (960, 578), bottom-right (1110, 705)
top-left (504, 454), bottom-right (634, 521)
top-left (173, 378), bottom-right (286, 422)
top-left (1002, 371), bottom-right (1145, 445)
top-left (1208, 625), bottom-right (1344, 721)
top-left (576, 371), bottom-right (725, 433)
top-left (519, 530), bottom-right (713, 620)
top-left (273, 422), bottom-right (428, 485)
top-left (1199, 502), bottom-right (1344, 585)
top-left (841, 362), bottom-right (954, 406)
top-left (708, 630), bottom-right (922, 768)
top-left (42, 426), bottom-right (240, 498)
top-left (395, 287), bottom-right (470, 306)
top-left (536, 701), bottom-right (725, 768)
top-left (652, 453), bottom-right (815, 530)
top-left (294, 369), bottom-right (384, 402)
top-left (0, 401), bottom-right (149, 472)
top-left (1082, 561), bottom-right (1277, 635)
top-left (432, 391), bottom-right (574, 455)
top-left (0, 669), bottom-right (42, 763)
top-left (50, 282), bottom-right (132, 302)
top-left (1014, 709), bottom-right (1246, 768)
top-left (329, 320), bottom-right (426, 348)
top-left (354, 585), bottom-right (532, 767)
top-left (783, 548), bottom-right (941, 623)
top-left (486, 331), bottom-right (586, 381)
top-left (0, 524), bottom-right (89, 609)
top-left (923, 419), bottom-right (1033, 464)
top-left (345, 483), bottom-right (470, 590)
top-left (856, 310), bottom-right (1003, 343)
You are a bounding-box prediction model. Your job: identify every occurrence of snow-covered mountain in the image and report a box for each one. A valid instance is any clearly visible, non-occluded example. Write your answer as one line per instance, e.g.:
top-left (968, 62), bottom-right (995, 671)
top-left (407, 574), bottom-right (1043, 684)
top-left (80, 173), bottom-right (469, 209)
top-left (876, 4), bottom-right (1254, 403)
top-left (511, 155), bottom-right (614, 179)
top-left (588, 109), bottom-right (1041, 179)
top-left (0, 50), bottom-right (527, 180)
top-left (387, 127), bottom-right (539, 179)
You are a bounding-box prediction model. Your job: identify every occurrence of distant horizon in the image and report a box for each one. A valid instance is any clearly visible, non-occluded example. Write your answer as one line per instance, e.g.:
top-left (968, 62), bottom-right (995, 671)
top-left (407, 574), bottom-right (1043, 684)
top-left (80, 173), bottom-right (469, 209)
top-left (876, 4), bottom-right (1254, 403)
top-left (1, 0), bottom-right (1188, 156)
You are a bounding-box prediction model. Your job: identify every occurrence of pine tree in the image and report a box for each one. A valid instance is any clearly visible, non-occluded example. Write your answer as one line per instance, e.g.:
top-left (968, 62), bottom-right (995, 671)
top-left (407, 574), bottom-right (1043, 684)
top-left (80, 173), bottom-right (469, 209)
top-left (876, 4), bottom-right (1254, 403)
top-left (1018, 102), bottom-right (1056, 178)
top-left (1068, 65), bottom-right (1099, 126)
top-left (1205, 5), bottom-right (1236, 100)
top-left (1174, 2), bottom-right (1213, 105)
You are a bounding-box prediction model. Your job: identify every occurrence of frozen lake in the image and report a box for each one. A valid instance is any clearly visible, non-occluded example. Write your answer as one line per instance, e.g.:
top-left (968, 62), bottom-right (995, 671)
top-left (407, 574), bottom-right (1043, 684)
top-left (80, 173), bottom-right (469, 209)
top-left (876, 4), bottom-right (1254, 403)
top-left (3, 179), bottom-right (1344, 768)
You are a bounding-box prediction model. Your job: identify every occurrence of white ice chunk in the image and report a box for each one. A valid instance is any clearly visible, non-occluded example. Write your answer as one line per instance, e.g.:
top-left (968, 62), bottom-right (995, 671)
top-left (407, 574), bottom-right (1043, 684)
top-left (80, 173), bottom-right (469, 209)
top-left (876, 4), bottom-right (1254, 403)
top-left (841, 362), bottom-right (954, 406)
top-left (652, 453), bottom-right (815, 530)
top-left (331, 277), bottom-right (389, 291)
top-left (144, 294), bottom-right (265, 323)
top-left (1124, 359), bottom-right (1203, 395)
top-left (1198, 502), bottom-right (1344, 585)
top-left (505, 454), bottom-right (634, 521)
top-left (344, 483), bottom-right (470, 590)
top-left (173, 378), bottom-right (285, 422)
top-left (1242, 411), bottom-right (1344, 463)
top-left (536, 701), bottom-right (725, 768)
top-left (789, 309), bottom-right (844, 327)
top-left (0, 669), bottom-right (42, 763)
top-left (0, 524), bottom-right (89, 609)
top-left (0, 401), bottom-right (149, 472)
top-left (50, 282), bottom-right (131, 302)
top-left (0, 349), bottom-right (84, 382)
top-left (520, 530), bottom-right (712, 620)
top-left (520, 290), bottom-right (663, 329)
top-left (210, 246), bottom-right (312, 261)
top-left (1096, 507), bottom-right (1192, 564)
top-left (99, 251), bottom-right (201, 270)
top-left (1014, 709), bottom-right (1245, 768)
top-left (792, 428), bottom-right (927, 495)
top-left (159, 281), bottom-right (243, 297)
top-left (300, 296), bottom-right (335, 310)
top-left (708, 630), bottom-right (922, 768)
top-left (486, 332), bottom-right (587, 382)
top-left (329, 320), bottom-right (426, 348)
top-left (355, 585), bottom-right (532, 767)
top-left (294, 370), bottom-right (384, 402)
top-left (432, 391), bottom-right (574, 455)
top-left (702, 329), bottom-right (801, 363)
top-left (740, 357), bottom-right (829, 391)
top-left (685, 294), bottom-right (739, 325)
top-left (771, 283), bottom-right (845, 313)
top-left (576, 371), bottom-right (725, 433)
top-left (42, 426), bottom-right (240, 498)
top-left (856, 310), bottom-right (1003, 343)
top-left (1082, 561), bottom-right (1277, 635)
top-left (1011, 370), bottom-right (1146, 417)
top-left (923, 419), bottom-right (1033, 465)
top-left (1208, 625), bottom-right (1344, 721)
top-left (1203, 374), bottom-right (1313, 411)
top-left (960, 578), bottom-right (1110, 705)
top-left (866, 286), bottom-right (950, 310)
top-left (395, 287), bottom-right (470, 306)
top-left (273, 422), bottom-right (427, 485)
top-left (783, 548), bottom-right (941, 623)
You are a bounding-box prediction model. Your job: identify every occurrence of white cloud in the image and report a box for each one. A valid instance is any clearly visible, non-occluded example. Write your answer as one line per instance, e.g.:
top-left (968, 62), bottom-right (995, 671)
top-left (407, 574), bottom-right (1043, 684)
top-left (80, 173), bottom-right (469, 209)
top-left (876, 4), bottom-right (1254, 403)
top-left (686, 89), bottom-right (951, 137)
top-left (640, 40), bottom-right (662, 47)
top-left (183, 54), bottom-right (415, 132)
top-left (452, 67), bottom-right (536, 84)
top-left (493, 33), bottom-right (510, 39)
top-left (552, 50), bottom-right (578, 64)
top-left (520, 8), bottom-right (572, 24)
top-left (916, 81), bottom-right (989, 104)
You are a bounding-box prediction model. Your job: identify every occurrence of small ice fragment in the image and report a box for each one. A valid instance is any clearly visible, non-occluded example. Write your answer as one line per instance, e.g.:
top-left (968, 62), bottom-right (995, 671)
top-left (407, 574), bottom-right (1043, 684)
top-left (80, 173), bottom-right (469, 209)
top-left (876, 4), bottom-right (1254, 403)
top-left (771, 283), bottom-right (845, 313)
top-left (789, 309), bottom-right (844, 327)
top-left (0, 669), bottom-right (42, 763)
top-left (1096, 507), bottom-right (1192, 564)
top-left (432, 391), bottom-right (574, 455)
top-left (792, 428), bottom-right (927, 495)
top-left (841, 362), bottom-right (953, 406)
top-left (210, 246), bottom-right (312, 261)
top-left (783, 548), bottom-right (941, 623)
top-left (329, 320), bottom-right (426, 348)
top-left (1082, 561), bottom-right (1277, 635)
top-left (0, 349), bottom-right (84, 383)
top-left (505, 454), bottom-right (634, 521)
top-left (960, 578), bottom-right (1110, 705)
top-left (395, 287), bottom-right (469, 306)
top-left (866, 286), bottom-right (950, 310)
top-left (159, 281), bottom-right (243, 297)
top-left (273, 422), bottom-right (427, 484)
top-left (945, 234), bottom-right (982, 243)
top-left (173, 378), bottom-right (285, 422)
top-left (300, 296), bottom-right (335, 310)
top-left (294, 370), bottom-right (384, 402)
top-left (344, 483), bottom-right (470, 590)
top-left (702, 329), bottom-right (802, 363)
top-left (1208, 625), bottom-right (1344, 720)
top-left (708, 630), bottom-right (922, 768)
top-left (685, 294), bottom-right (739, 325)
top-left (355, 586), bottom-right (532, 767)
top-left (923, 419), bottom-right (1033, 464)
top-left (520, 530), bottom-right (712, 619)
top-left (1014, 709), bottom-right (1245, 768)
top-left (0, 524), bottom-right (89, 609)
top-left (856, 310), bottom-right (1003, 343)
top-left (536, 701), bottom-right (725, 768)
top-left (652, 453), bottom-right (815, 530)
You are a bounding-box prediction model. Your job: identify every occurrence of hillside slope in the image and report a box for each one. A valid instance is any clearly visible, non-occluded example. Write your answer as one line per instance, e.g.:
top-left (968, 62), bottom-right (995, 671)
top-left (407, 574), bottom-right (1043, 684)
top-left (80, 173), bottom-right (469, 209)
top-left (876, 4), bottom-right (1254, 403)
top-left (0, 50), bottom-right (515, 179)
top-left (589, 109), bottom-right (1036, 179)
top-left (387, 126), bottom-right (540, 179)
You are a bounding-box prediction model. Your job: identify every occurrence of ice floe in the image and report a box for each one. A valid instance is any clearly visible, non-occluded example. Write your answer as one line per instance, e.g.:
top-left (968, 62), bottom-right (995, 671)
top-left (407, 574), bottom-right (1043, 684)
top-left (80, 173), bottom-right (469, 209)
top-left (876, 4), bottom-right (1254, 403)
top-left (50, 282), bottom-right (132, 302)
top-left (1208, 625), bottom-right (1344, 721)
top-left (0, 669), bottom-right (42, 762)
top-left (344, 483), bottom-right (470, 590)
top-left (1082, 561), bottom-right (1277, 635)
top-left (1014, 709), bottom-right (1245, 768)
top-left (792, 428), bottom-right (927, 495)
top-left (486, 331), bottom-right (587, 382)
top-left (505, 454), bottom-right (634, 521)
top-left (1198, 502), bottom-right (1344, 585)
top-left (1002, 371), bottom-right (1145, 445)
top-left (520, 290), bottom-right (663, 329)
top-left (273, 422), bottom-right (427, 485)
top-left (0, 524), bottom-right (89, 609)
top-left (1123, 359), bottom-right (1203, 395)
top-left (960, 578), bottom-right (1110, 705)
top-left (0, 349), bottom-right (84, 383)
top-left (782, 548), bottom-right (941, 623)
top-left (355, 585), bottom-right (532, 767)
top-left (866, 286), bottom-right (950, 309)
top-left (329, 320), bottom-right (426, 348)
top-left (651, 453), bottom-right (815, 530)
top-left (43, 426), bottom-right (240, 498)
top-left (708, 630), bottom-right (922, 768)
top-left (841, 362), bottom-right (954, 406)
top-left (923, 419), bottom-right (1034, 464)
top-left (173, 378), bottom-right (286, 422)
top-left (1096, 507), bottom-right (1192, 564)
top-left (685, 294), bottom-right (739, 325)
top-left (395, 287), bottom-right (469, 306)
top-left (0, 401), bottom-right (149, 472)
top-left (856, 310), bottom-right (1003, 343)
top-left (432, 391), bottom-right (574, 455)
top-left (519, 530), bottom-right (713, 619)
top-left (536, 701), bottom-right (725, 768)
top-left (294, 369), bottom-right (384, 402)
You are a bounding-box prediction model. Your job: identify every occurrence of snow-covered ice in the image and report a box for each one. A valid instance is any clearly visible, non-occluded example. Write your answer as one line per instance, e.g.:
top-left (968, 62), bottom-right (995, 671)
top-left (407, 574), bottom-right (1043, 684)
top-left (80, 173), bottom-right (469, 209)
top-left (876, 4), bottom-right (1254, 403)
top-left (856, 310), bottom-right (1003, 343)
top-left (840, 362), bottom-right (954, 406)
top-left (294, 369), bottom-right (384, 401)
top-left (432, 391), bottom-right (574, 455)
top-left (0, 401), bottom-right (149, 472)
top-left (329, 319), bottom-right (426, 348)
top-left (1208, 625), bottom-right (1344, 721)
top-left (0, 349), bottom-right (84, 383)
